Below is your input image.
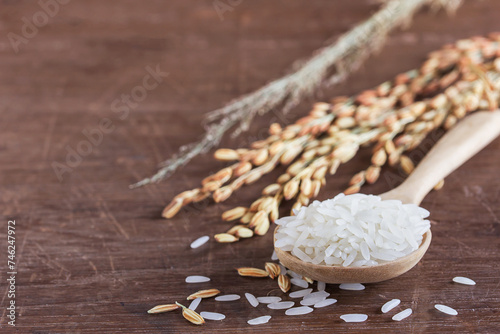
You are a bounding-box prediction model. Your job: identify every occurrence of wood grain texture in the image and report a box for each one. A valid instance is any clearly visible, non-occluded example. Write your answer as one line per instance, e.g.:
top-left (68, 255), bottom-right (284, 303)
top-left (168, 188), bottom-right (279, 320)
top-left (0, 0), bottom-right (499, 333)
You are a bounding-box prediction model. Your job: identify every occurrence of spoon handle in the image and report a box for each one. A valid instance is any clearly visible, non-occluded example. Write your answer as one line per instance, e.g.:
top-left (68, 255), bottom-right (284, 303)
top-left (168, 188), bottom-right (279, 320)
top-left (383, 111), bottom-right (500, 205)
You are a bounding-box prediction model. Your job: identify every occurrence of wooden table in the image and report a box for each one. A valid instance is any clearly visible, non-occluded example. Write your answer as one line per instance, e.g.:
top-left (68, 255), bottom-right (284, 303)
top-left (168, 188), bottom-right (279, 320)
top-left (1, 1), bottom-right (499, 332)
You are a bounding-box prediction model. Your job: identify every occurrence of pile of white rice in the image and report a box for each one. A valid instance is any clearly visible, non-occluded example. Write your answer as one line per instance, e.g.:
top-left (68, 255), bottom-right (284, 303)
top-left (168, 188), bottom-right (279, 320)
top-left (275, 193), bottom-right (430, 267)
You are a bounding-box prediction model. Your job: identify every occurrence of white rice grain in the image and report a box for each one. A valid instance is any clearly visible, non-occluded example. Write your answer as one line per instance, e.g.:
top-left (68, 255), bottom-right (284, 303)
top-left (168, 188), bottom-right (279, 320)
top-left (381, 299), bottom-right (401, 313)
top-left (200, 311), bottom-right (225, 321)
top-left (247, 315), bottom-right (271, 325)
top-left (339, 283), bottom-right (365, 291)
top-left (300, 295), bottom-right (327, 306)
top-left (215, 294), bottom-right (240, 302)
top-left (340, 314), bottom-right (368, 322)
top-left (289, 288), bottom-right (313, 298)
top-left (453, 276), bottom-right (476, 286)
top-left (287, 270), bottom-right (302, 279)
top-left (257, 296), bottom-right (282, 304)
top-left (317, 281), bottom-right (326, 291)
top-left (188, 297), bottom-right (201, 311)
top-left (185, 275), bottom-right (210, 283)
top-left (268, 301), bottom-right (295, 310)
top-left (245, 293), bottom-right (259, 307)
top-left (285, 306), bottom-right (314, 316)
top-left (190, 236), bottom-right (209, 249)
top-left (435, 304), bottom-right (458, 315)
top-left (279, 264), bottom-right (287, 276)
top-left (305, 291), bottom-right (330, 299)
top-left (392, 308), bottom-right (412, 321)
top-left (271, 250), bottom-right (279, 261)
top-left (301, 291), bottom-right (330, 306)
top-left (290, 278), bottom-right (309, 289)
top-left (274, 194), bottom-right (430, 267)
top-left (314, 298), bottom-right (337, 308)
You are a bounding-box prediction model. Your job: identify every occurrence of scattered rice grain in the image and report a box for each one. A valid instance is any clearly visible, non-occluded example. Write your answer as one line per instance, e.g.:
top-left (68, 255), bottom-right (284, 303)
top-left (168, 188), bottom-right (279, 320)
top-left (290, 278), bottom-right (309, 288)
top-left (435, 304), bottom-right (458, 315)
top-left (301, 291), bottom-right (330, 305)
top-left (200, 311), bottom-right (225, 321)
top-left (289, 288), bottom-right (313, 298)
top-left (190, 236), bottom-right (210, 249)
top-left (247, 315), bottom-right (271, 325)
top-left (340, 314), bottom-right (368, 322)
top-left (257, 296), bottom-right (282, 304)
top-left (245, 293), bottom-right (259, 307)
top-left (215, 294), bottom-right (240, 302)
top-left (285, 306), bottom-right (314, 316)
top-left (453, 276), bottom-right (476, 286)
top-left (339, 283), bottom-right (365, 291)
top-left (188, 297), bottom-right (202, 311)
top-left (186, 275), bottom-right (211, 283)
top-left (392, 308), bottom-right (412, 321)
top-left (314, 298), bottom-right (337, 308)
top-left (268, 301), bottom-right (295, 310)
top-left (382, 299), bottom-right (401, 313)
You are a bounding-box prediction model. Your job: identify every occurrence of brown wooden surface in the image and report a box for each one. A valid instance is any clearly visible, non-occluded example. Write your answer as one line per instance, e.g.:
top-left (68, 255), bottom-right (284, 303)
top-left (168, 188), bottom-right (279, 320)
top-left (1, 1), bottom-right (500, 333)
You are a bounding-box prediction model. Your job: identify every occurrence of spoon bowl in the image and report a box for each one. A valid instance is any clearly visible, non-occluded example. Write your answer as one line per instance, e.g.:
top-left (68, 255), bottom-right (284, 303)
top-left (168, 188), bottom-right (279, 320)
top-left (274, 111), bottom-right (500, 283)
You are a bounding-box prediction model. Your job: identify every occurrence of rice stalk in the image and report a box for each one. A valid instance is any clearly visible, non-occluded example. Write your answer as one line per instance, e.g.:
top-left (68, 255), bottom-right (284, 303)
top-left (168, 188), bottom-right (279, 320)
top-left (130, 0), bottom-right (463, 188)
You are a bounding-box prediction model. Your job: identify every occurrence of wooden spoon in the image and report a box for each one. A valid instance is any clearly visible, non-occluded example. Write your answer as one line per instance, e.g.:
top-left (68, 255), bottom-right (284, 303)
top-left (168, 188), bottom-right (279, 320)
top-left (275, 111), bottom-right (500, 283)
